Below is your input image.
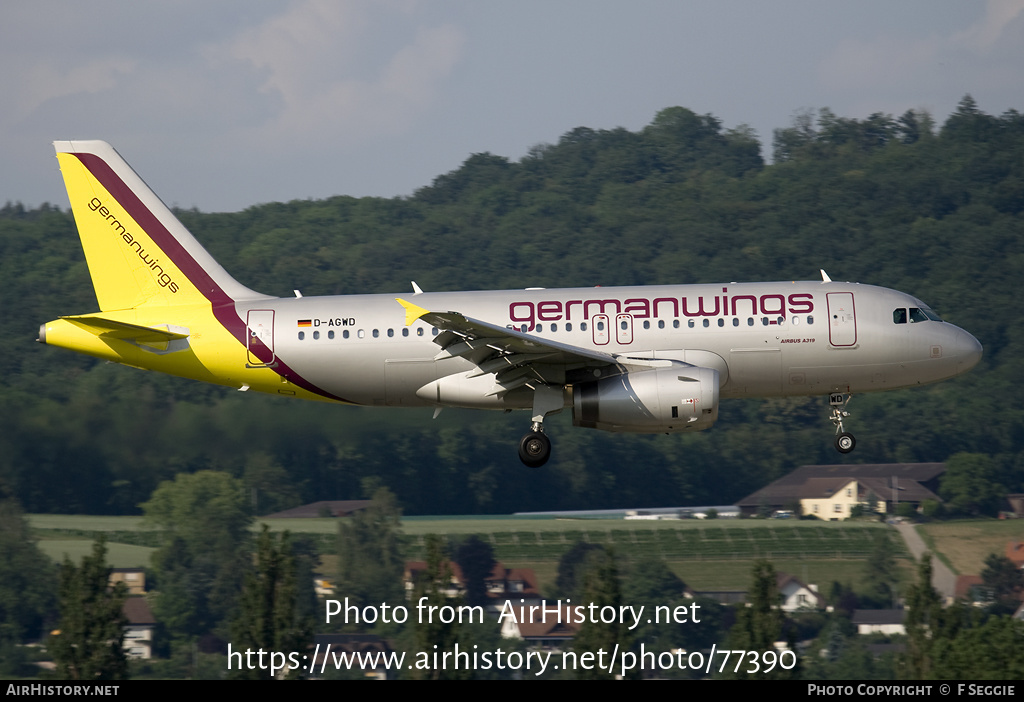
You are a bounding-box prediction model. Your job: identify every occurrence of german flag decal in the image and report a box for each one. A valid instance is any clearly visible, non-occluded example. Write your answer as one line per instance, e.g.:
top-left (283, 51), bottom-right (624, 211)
top-left (297, 319), bottom-right (312, 328)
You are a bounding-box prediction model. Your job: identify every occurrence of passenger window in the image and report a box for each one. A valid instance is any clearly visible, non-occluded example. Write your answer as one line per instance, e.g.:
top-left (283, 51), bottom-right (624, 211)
top-left (343, 330), bottom-right (350, 339)
top-left (566, 323), bottom-right (573, 331)
top-left (747, 318), bottom-right (754, 326)
top-left (597, 321), bottom-right (605, 331)
top-left (718, 319), bottom-right (724, 327)
top-left (417, 328), bottom-right (424, 336)
top-left (658, 320), bottom-right (665, 329)
top-left (328, 330), bottom-right (335, 339)
top-left (402, 328), bottom-right (409, 337)
top-left (313, 331), bottom-right (320, 340)
top-left (387, 328), bottom-right (394, 338)
top-left (372, 329), bottom-right (379, 338)
top-left (893, 308), bottom-right (907, 324)
top-left (673, 320), bottom-right (680, 329)
top-left (733, 318), bottom-right (740, 327)
top-left (581, 322), bottom-right (588, 331)
top-left (688, 320), bottom-right (695, 329)
top-left (807, 315), bottom-right (814, 325)
top-left (703, 319), bottom-right (710, 328)
top-left (358, 330), bottom-right (365, 339)
top-left (298, 331), bottom-right (305, 340)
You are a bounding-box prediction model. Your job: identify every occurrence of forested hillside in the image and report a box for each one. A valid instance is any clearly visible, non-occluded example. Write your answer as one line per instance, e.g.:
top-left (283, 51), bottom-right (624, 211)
top-left (2, 97), bottom-right (1021, 515)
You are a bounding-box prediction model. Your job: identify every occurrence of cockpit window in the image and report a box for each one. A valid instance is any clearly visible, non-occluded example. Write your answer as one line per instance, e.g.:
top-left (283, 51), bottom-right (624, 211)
top-left (895, 306), bottom-right (944, 324)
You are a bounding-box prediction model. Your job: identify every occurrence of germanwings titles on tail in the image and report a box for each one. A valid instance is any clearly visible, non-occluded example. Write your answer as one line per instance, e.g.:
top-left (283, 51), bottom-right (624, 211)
top-left (40, 141), bottom-right (983, 466)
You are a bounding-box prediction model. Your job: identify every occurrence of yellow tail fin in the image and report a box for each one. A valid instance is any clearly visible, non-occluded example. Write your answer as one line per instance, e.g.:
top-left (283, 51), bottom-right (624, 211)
top-left (54, 141), bottom-right (268, 311)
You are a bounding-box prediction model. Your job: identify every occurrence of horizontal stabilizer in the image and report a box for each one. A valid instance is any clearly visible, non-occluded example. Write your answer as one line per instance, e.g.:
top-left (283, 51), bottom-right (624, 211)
top-left (61, 315), bottom-right (189, 344)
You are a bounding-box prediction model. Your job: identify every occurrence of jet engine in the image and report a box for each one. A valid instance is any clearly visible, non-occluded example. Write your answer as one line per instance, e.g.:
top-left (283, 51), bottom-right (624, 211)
top-left (572, 365), bottom-right (719, 433)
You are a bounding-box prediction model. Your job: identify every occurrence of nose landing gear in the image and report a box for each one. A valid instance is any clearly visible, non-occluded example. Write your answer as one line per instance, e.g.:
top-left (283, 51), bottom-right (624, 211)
top-left (830, 393), bottom-right (856, 453)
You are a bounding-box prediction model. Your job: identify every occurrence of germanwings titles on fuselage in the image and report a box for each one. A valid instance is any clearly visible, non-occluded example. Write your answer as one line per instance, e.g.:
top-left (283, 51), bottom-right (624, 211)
top-left (39, 141), bottom-right (983, 466)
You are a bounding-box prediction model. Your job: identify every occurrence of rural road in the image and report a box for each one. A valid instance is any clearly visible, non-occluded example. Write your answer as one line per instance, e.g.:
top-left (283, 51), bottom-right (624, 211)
top-left (895, 523), bottom-right (957, 600)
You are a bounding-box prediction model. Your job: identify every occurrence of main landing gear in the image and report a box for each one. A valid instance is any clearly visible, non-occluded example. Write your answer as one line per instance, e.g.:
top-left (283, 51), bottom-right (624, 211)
top-left (518, 429), bottom-right (551, 468)
top-left (829, 393), bottom-right (856, 454)
top-left (518, 384), bottom-right (562, 467)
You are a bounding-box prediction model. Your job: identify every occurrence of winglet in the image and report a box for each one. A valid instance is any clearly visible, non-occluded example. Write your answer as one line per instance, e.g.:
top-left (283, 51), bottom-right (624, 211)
top-left (820, 269), bottom-right (832, 283)
top-left (396, 298), bottom-right (429, 326)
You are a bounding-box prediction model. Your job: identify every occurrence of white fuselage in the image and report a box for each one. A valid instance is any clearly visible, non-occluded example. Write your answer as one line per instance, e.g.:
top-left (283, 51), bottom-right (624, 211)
top-left (237, 280), bottom-right (982, 409)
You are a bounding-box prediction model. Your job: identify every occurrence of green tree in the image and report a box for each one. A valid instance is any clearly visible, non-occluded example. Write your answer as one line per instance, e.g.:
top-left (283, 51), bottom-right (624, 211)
top-left (981, 553), bottom-right (1024, 615)
top-left (141, 470), bottom-right (252, 644)
top-left (622, 556), bottom-right (724, 677)
top-left (940, 453), bottom-right (1006, 517)
top-left (336, 487), bottom-right (405, 616)
top-left (901, 553), bottom-right (943, 679)
top-left (802, 616), bottom-right (896, 680)
top-left (930, 614), bottom-right (1024, 679)
top-left (453, 535), bottom-right (496, 608)
top-left (229, 526), bottom-right (313, 679)
top-left (49, 537), bottom-right (128, 680)
top-left (723, 560), bottom-right (795, 680)
top-left (862, 532), bottom-right (900, 608)
top-left (0, 499), bottom-right (55, 643)
top-left (555, 541), bottom-right (604, 598)
top-left (571, 548), bottom-right (632, 680)
top-left (0, 498), bottom-right (56, 675)
top-left (409, 534), bottom-right (468, 680)
top-left (243, 451), bottom-right (301, 516)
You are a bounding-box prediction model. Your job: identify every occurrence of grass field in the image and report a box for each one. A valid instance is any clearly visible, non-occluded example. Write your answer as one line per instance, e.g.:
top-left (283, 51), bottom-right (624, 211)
top-left (398, 518), bottom-right (898, 562)
top-left (29, 513), bottom-right (908, 591)
top-left (35, 540), bottom-right (156, 569)
top-left (917, 519), bottom-right (1024, 575)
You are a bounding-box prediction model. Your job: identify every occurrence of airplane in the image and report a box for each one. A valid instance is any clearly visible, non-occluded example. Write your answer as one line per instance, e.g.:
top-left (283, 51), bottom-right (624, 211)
top-left (39, 141), bottom-right (983, 467)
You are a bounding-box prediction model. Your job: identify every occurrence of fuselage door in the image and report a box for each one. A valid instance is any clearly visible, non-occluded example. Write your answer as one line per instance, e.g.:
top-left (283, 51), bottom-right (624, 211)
top-left (246, 309), bottom-right (276, 367)
top-left (616, 314), bottom-right (634, 345)
top-left (592, 314), bottom-right (609, 345)
top-left (827, 292), bottom-right (857, 347)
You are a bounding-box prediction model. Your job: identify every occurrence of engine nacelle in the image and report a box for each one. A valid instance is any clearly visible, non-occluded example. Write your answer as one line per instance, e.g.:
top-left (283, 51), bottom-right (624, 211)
top-left (572, 365), bottom-right (719, 433)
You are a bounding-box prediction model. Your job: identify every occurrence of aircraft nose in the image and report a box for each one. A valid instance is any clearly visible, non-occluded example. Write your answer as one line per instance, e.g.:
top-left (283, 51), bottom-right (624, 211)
top-left (953, 327), bottom-right (983, 374)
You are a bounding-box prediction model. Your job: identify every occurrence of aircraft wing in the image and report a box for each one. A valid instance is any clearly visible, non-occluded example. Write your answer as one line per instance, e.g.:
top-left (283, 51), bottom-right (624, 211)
top-left (396, 298), bottom-right (620, 391)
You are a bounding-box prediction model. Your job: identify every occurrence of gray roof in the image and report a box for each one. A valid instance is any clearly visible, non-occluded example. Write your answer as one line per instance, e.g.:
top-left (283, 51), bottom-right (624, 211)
top-left (262, 500), bottom-right (372, 518)
top-left (737, 463), bottom-right (944, 508)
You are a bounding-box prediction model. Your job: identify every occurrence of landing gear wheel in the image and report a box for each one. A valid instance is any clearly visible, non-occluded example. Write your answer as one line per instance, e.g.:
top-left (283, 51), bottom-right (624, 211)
top-left (518, 431), bottom-right (551, 467)
top-left (835, 432), bottom-right (856, 454)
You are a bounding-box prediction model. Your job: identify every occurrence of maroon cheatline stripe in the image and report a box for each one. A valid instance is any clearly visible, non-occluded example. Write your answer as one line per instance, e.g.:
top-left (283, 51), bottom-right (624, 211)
top-left (74, 152), bottom-right (351, 403)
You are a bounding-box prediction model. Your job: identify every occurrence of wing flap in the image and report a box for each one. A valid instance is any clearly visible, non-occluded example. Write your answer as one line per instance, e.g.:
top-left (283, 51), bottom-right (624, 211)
top-left (434, 336), bottom-right (508, 361)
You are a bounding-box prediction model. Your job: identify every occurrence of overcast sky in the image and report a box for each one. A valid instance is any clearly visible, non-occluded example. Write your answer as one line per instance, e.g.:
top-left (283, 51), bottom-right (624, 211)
top-left (4, 0), bottom-right (1023, 212)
